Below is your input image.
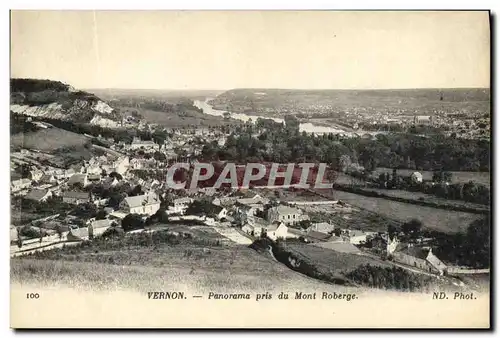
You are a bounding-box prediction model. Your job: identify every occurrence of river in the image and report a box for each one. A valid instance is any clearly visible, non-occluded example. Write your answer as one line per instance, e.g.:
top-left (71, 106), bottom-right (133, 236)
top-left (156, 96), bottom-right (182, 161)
top-left (194, 99), bottom-right (367, 136)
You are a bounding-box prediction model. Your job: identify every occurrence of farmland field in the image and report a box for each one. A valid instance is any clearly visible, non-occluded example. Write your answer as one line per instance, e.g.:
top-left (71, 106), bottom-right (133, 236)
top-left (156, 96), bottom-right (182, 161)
top-left (10, 127), bottom-right (89, 152)
top-left (361, 187), bottom-right (489, 212)
top-left (328, 190), bottom-right (483, 233)
top-left (375, 167), bottom-right (490, 186)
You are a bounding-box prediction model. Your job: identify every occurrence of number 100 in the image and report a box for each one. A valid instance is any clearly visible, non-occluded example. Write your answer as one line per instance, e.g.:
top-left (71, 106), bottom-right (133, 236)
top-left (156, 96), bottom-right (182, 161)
top-left (26, 293), bottom-right (39, 299)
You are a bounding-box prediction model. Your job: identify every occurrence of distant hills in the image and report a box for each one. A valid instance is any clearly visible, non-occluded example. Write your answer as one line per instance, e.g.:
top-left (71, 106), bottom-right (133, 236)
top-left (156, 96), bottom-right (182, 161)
top-left (209, 88), bottom-right (491, 114)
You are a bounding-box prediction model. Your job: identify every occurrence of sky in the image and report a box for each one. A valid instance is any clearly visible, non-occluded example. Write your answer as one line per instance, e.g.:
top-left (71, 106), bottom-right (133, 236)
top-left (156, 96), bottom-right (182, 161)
top-left (10, 10), bottom-right (490, 90)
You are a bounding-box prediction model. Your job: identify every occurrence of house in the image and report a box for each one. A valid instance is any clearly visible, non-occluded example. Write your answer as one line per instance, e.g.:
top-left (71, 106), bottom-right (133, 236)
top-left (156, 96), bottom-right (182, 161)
top-left (341, 229), bottom-right (369, 245)
top-left (168, 197), bottom-right (193, 215)
top-left (129, 137), bottom-right (160, 151)
top-left (25, 189), bottom-right (52, 202)
top-left (414, 115), bottom-right (432, 125)
top-left (307, 222), bottom-right (335, 235)
top-left (263, 222), bottom-right (289, 241)
top-left (121, 193), bottom-right (161, 216)
top-left (212, 205), bottom-right (228, 221)
top-left (11, 178), bottom-right (31, 192)
top-left (241, 216), bottom-right (268, 237)
top-left (387, 237), bottom-right (447, 275)
top-left (236, 195), bottom-right (269, 211)
top-left (68, 174), bottom-right (89, 187)
top-left (87, 173), bottom-right (101, 183)
top-left (102, 177), bottom-right (119, 189)
top-left (235, 205), bottom-right (257, 225)
top-left (112, 156), bottom-right (130, 175)
top-left (30, 169), bottom-right (44, 182)
top-left (67, 227), bottom-right (89, 241)
top-left (62, 191), bottom-right (90, 205)
top-left (39, 174), bottom-right (57, 184)
top-left (93, 197), bottom-right (110, 207)
top-left (266, 205), bottom-right (304, 226)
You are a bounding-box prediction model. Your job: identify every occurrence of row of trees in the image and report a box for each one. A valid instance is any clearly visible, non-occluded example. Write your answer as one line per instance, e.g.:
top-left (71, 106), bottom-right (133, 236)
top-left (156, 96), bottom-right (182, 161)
top-left (374, 169), bottom-right (490, 205)
top-left (200, 119), bottom-right (490, 172)
top-left (345, 264), bottom-right (432, 291)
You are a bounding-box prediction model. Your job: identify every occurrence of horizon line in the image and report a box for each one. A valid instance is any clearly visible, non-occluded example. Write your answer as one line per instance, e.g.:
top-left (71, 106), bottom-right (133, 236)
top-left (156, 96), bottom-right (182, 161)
top-left (82, 86), bottom-right (491, 91)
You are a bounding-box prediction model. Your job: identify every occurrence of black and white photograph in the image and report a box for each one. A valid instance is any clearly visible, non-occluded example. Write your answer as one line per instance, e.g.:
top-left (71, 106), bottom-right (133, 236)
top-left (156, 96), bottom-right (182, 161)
top-left (9, 10), bottom-right (491, 328)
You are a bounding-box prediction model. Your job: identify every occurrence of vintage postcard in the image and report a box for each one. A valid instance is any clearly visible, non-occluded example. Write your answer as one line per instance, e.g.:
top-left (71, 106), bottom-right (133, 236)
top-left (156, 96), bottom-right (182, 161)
top-left (9, 10), bottom-right (491, 328)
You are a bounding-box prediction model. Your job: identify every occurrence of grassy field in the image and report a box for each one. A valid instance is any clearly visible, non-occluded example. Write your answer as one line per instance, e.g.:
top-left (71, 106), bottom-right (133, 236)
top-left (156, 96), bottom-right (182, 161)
top-left (375, 168), bottom-right (490, 186)
top-left (287, 243), bottom-right (391, 275)
top-left (362, 187), bottom-right (489, 212)
top-left (329, 190), bottom-right (483, 233)
top-left (11, 231), bottom-right (344, 294)
top-left (10, 127), bottom-right (89, 152)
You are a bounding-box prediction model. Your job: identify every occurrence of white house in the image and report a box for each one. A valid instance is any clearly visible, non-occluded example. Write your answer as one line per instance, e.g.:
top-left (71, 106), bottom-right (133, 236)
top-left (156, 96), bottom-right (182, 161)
top-left (11, 178), bottom-right (31, 192)
top-left (167, 197), bottom-right (193, 215)
top-left (30, 169), bottom-right (44, 182)
top-left (121, 193), bottom-right (161, 216)
top-left (263, 222), bottom-right (289, 241)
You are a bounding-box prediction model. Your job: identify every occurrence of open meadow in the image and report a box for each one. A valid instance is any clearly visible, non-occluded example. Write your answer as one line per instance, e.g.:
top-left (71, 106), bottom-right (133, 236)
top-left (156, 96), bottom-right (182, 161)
top-left (328, 190), bottom-right (483, 233)
top-left (10, 230), bottom-right (344, 294)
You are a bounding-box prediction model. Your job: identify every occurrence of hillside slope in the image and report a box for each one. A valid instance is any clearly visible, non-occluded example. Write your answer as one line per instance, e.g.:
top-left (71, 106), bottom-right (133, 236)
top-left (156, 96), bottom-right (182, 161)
top-left (10, 78), bottom-right (120, 128)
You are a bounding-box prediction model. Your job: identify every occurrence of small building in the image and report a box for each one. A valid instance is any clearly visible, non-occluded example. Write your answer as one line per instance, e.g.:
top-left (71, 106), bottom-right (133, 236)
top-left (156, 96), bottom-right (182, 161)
top-left (387, 237), bottom-right (447, 275)
top-left (11, 178), bottom-right (31, 192)
top-left (307, 222), bottom-right (335, 235)
top-left (341, 229), bottom-right (369, 245)
top-left (266, 205), bottom-right (304, 226)
top-left (68, 174), bottom-right (90, 187)
top-left (67, 227), bottom-right (89, 241)
top-left (263, 222), bottom-right (290, 241)
top-left (25, 189), bottom-right (52, 202)
top-left (169, 197), bottom-right (194, 215)
top-left (121, 193), bottom-right (161, 216)
top-left (90, 219), bottom-right (115, 237)
top-left (129, 137), bottom-right (160, 151)
top-left (30, 169), bottom-right (44, 182)
top-left (62, 191), bottom-right (90, 205)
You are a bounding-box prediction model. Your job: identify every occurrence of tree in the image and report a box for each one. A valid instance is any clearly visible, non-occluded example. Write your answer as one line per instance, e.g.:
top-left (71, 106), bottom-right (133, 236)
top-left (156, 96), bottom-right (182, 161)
top-left (95, 209), bottom-right (107, 220)
top-left (402, 219), bottom-right (422, 237)
top-left (109, 172), bottom-right (123, 180)
top-left (54, 224), bottom-right (64, 241)
top-left (121, 214), bottom-right (144, 232)
top-left (388, 224), bottom-right (398, 240)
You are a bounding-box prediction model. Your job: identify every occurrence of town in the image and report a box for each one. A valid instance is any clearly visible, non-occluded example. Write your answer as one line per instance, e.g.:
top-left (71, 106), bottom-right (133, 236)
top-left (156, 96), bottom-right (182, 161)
top-left (10, 80), bottom-right (490, 295)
